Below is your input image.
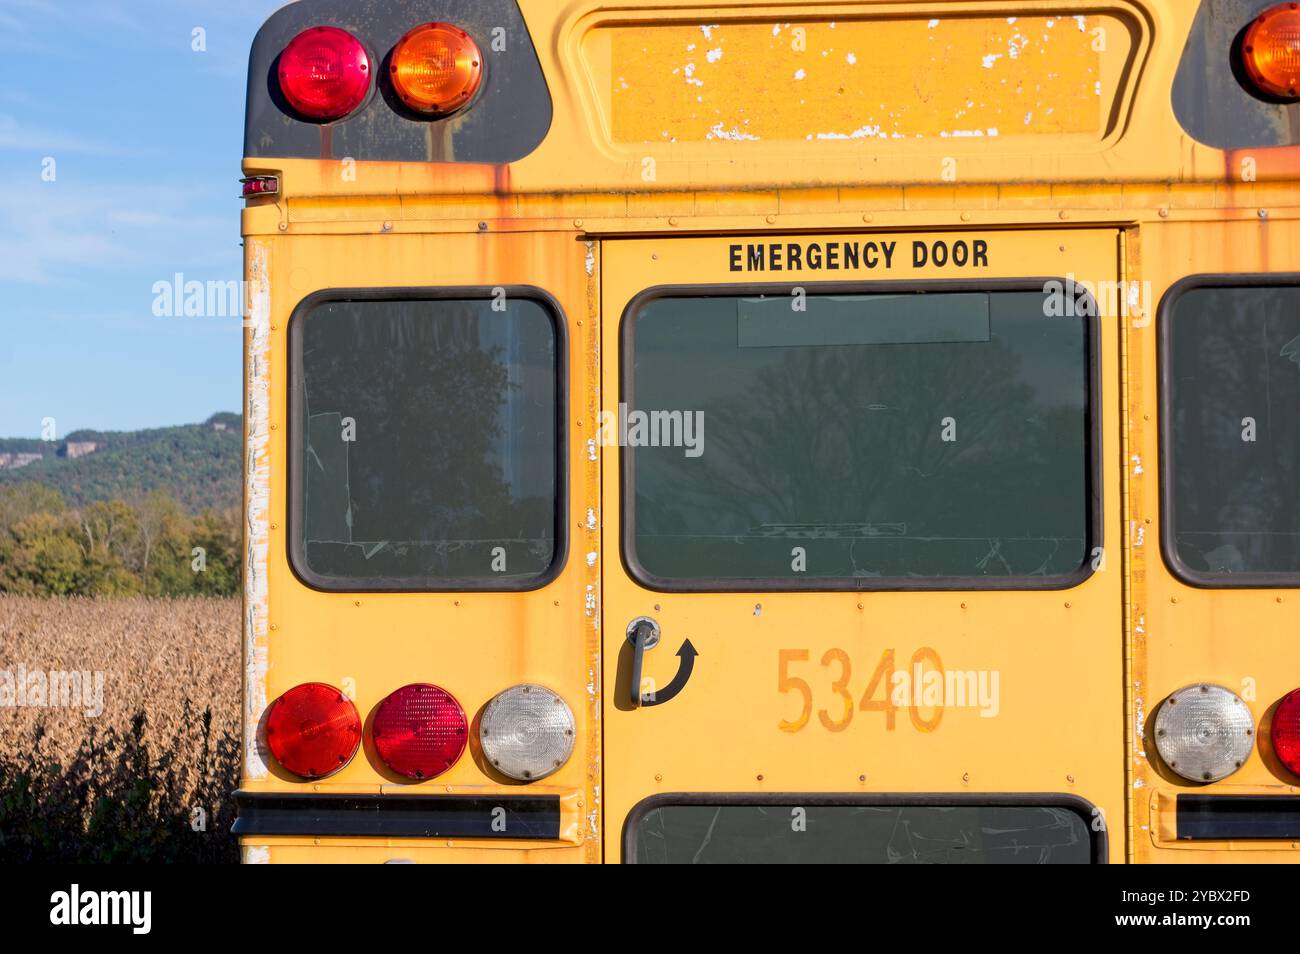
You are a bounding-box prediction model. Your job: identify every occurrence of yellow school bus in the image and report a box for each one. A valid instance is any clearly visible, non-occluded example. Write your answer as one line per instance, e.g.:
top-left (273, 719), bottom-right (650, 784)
top-left (236, 0), bottom-right (1300, 863)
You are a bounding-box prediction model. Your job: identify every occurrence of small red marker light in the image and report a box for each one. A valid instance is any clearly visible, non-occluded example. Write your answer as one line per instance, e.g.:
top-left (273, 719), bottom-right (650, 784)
top-left (241, 175), bottom-right (279, 198)
top-left (1273, 688), bottom-right (1300, 777)
top-left (277, 26), bottom-right (371, 121)
top-left (265, 682), bottom-right (361, 779)
top-left (372, 683), bottom-right (467, 780)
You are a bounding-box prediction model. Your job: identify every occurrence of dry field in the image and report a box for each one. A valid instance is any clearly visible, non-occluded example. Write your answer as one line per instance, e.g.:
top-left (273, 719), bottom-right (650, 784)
top-left (0, 596), bottom-right (240, 862)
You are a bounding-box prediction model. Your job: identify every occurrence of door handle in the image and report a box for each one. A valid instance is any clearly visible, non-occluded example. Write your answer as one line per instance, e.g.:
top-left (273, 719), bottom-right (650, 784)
top-left (626, 616), bottom-right (661, 707)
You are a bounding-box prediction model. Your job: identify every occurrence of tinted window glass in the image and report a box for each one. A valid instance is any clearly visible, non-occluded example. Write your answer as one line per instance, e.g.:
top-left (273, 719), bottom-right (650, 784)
top-left (632, 803), bottom-right (1094, 864)
top-left (293, 296), bottom-right (559, 587)
top-left (626, 290), bottom-right (1091, 584)
top-left (1167, 284), bottom-right (1300, 579)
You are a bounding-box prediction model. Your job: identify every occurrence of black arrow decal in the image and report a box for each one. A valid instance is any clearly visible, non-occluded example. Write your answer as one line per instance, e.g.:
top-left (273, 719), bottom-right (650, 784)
top-left (641, 640), bottom-right (698, 707)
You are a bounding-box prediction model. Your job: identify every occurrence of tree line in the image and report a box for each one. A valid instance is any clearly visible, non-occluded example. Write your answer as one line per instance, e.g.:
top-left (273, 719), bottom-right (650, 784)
top-left (0, 484), bottom-right (240, 597)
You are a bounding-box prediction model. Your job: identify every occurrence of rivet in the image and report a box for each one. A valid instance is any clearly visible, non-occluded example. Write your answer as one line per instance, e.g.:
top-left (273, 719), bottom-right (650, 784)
top-left (1058, 210), bottom-right (1069, 219)
top-left (668, 216), bottom-right (679, 226)
top-left (862, 213), bottom-right (873, 223)
top-left (765, 214), bottom-right (776, 224)
top-left (857, 603), bottom-right (864, 610)
top-left (354, 600), bottom-right (361, 607)
top-left (269, 423), bottom-right (277, 430)
top-left (1258, 209), bottom-right (1269, 219)
top-left (1066, 774), bottom-right (1075, 783)
top-left (756, 774), bottom-right (764, 781)
top-left (1064, 601), bottom-right (1072, 609)
top-left (269, 623), bottom-right (277, 631)
top-left (1171, 597), bottom-right (1178, 604)
top-left (269, 523), bottom-right (277, 530)
top-left (477, 221), bottom-right (488, 231)
top-left (654, 774), bottom-right (662, 782)
top-left (278, 223), bottom-right (287, 232)
top-left (960, 602), bottom-right (967, 609)
top-left (962, 772), bottom-right (970, 783)
top-left (960, 211), bottom-right (971, 222)
top-left (382, 221), bottom-right (392, 232)
top-left (1278, 596), bottom-right (1285, 603)
top-left (858, 774), bottom-right (866, 782)
top-left (573, 219), bottom-right (584, 228)
top-left (1158, 208), bottom-right (1169, 218)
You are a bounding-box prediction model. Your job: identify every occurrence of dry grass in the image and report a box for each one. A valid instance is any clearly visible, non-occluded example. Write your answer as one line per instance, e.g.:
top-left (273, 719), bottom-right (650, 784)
top-left (0, 596), bottom-right (240, 862)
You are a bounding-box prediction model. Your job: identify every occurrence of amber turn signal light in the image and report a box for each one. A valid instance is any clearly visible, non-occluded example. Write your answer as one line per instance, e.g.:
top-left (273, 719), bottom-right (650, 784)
top-left (389, 22), bottom-right (483, 116)
top-left (1242, 3), bottom-right (1300, 101)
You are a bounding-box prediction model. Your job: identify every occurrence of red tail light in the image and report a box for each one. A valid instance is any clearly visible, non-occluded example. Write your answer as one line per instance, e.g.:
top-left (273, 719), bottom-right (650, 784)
top-left (373, 683), bottom-right (467, 780)
top-left (1273, 688), bottom-right (1300, 776)
top-left (265, 682), bottom-right (361, 779)
top-left (278, 26), bottom-right (371, 121)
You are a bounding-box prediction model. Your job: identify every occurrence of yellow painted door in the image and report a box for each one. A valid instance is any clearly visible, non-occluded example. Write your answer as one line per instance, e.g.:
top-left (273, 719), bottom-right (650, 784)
top-left (599, 229), bottom-right (1127, 863)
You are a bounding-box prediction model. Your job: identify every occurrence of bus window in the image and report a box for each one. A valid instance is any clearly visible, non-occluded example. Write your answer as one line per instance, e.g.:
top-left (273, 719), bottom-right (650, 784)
top-left (1163, 280), bottom-right (1300, 584)
top-left (289, 293), bottom-right (563, 590)
top-left (627, 800), bottom-right (1097, 864)
top-left (624, 287), bottom-right (1094, 588)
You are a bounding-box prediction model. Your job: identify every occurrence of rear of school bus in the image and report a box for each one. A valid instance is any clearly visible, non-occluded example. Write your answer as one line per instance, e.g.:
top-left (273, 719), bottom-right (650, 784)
top-left (235, 0), bottom-right (1300, 863)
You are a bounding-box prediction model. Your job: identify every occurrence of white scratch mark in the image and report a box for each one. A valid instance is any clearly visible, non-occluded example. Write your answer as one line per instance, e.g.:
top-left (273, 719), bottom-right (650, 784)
top-left (793, 68), bottom-right (806, 81)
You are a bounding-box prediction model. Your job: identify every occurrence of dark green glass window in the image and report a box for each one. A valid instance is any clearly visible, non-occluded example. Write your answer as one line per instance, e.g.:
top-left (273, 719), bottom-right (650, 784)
top-left (1165, 282), bottom-right (1300, 583)
top-left (630, 803), bottom-right (1095, 864)
top-left (625, 289), bottom-right (1092, 586)
top-left (291, 295), bottom-right (561, 589)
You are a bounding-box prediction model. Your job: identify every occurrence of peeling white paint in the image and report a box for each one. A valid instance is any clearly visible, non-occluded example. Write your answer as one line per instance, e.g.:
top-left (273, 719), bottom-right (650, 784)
top-left (1133, 778), bottom-right (1145, 789)
top-left (243, 243), bottom-right (272, 781)
top-left (242, 845), bottom-right (270, 864)
top-left (586, 437), bottom-right (597, 461)
top-left (981, 53), bottom-right (1003, 69)
top-left (793, 68), bottom-right (806, 81)
top-left (815, 124), bottom-right (882, 140)
top-left (586, 551), bottom-right (598, 567)
top-left (584, 241), bottom-right (594, 277)
top-left (1131, 454), bottom-right (1144, 476)
top-left (927, 19), bottom-right (940, 29)
top-left (1074, 15), bottom-right (1088, 32)
top-left (699, 24), bottom-right (719, 40)
top-left (584, 583), bottom-right (597, 617)
top-left (707, 122), bottom-right (760, 141)
top-left (846, 52), bottom-right (857, 65)
top-left (705, 47), bottom-right (723, 63)
top-left (585, 508), bottom-right (598, 530)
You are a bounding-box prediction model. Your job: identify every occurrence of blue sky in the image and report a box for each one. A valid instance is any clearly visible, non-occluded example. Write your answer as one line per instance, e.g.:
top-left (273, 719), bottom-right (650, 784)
top-left (0, 0), bottom-right (286, 437)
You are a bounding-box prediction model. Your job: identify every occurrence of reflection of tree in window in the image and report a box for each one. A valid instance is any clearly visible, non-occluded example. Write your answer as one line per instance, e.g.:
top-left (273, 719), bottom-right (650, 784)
top-left (632, 294), bottom-right (1088, 580)
top-left (299, 299), bottom-right (556, 582)
top-left (1171, 287), bottom-right (1300, 576)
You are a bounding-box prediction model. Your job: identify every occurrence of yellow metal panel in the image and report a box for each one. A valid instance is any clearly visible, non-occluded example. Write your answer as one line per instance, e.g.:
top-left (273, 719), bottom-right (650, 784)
top-left (239, 231), bottom-right (601, 863)
top-left (587, 14), bottom-right (1116, 145)
top-left (599, 228), bottom-right (1126, 862)
top-left (1127, 216), bottom-right (1300, 864)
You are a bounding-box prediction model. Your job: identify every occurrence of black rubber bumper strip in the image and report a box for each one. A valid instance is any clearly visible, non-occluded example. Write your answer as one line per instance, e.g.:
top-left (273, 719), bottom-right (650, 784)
top-left (1177, 795), bottom-right (1300, 840)
top-left (232, 791), bottom-right (561, 840)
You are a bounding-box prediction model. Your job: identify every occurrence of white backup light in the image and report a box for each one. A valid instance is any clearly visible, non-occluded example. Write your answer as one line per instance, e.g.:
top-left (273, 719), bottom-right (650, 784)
top-left (1153, 683), bottom-right (1254, 783)
top-left (479, 684), bottom-right (575, 781)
